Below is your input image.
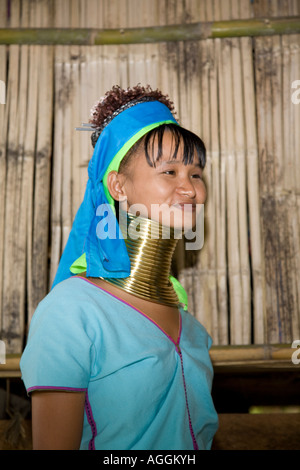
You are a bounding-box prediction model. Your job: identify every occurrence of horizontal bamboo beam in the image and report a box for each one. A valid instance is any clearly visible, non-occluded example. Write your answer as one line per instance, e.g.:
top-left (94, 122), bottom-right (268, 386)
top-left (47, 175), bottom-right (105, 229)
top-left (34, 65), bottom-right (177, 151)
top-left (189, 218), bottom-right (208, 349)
top-left (0, 17), bottom-right (299, 45)
top-left (0, 344), bottom-right (297, 377)
top-left (0, 355), bottom-right (21, 378)
top-left (210, 344), bottom-right (295, 365)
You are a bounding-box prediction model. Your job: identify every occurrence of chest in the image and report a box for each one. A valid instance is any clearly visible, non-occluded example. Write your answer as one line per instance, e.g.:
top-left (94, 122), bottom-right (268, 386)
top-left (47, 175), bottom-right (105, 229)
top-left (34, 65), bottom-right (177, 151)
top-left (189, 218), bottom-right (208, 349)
top-left (131, 300), bottom-right (181, 342)
top-left (81, 306), bottom-right (215, 450)
top-left (88, 276), bottom-right (181, 342)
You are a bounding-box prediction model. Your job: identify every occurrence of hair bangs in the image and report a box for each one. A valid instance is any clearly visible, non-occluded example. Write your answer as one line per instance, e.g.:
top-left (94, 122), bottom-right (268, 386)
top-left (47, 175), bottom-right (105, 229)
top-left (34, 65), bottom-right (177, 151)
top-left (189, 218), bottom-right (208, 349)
top-left (144, 124), bottom-right (206, 169)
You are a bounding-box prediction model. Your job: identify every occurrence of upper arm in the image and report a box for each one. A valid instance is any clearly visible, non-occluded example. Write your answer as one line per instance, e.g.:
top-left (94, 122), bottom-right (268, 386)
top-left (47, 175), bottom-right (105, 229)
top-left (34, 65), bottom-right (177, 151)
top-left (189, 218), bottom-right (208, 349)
top-left (31, 390), bottom-right (86, 450)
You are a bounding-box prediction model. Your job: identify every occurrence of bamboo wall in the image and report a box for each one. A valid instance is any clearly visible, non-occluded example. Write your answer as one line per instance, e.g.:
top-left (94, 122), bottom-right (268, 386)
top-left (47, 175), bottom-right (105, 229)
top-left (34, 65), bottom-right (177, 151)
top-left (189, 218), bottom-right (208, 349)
top-left (0, 0), bottom-right (299, 354)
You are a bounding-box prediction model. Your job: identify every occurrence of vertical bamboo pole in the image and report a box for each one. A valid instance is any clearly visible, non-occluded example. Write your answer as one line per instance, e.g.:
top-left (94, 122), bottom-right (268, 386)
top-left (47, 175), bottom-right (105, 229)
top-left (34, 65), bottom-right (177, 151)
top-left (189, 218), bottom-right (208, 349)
top-left (214, 0), bottom-right (231, 347)
top-left (201, 0), bottom-right (229, 344)
top-left (254, 32), bottom-right (297, 344)
top-left (214, 38), bottom-right (229, 345)
top-left (291, 32), bottom-right (300, 340)
top-left (0, 0), bottom-right (9, 347)
top-left (231, 36), bottom-right (252, 344)
top-left (127, 3), bottom-right (147, 88)
top-left (11, 0), bottom-right (30, 342)
top-left (208, 38), bottom-right (228, 345)
top-left (202, 0), bottom-right (228, 344)
top-left (282, 32), bottom-right (294, 339)
top-left (283, 33), bottom-right (300, 341)
top-left (229, 2), bottom-right (250, 345)
top-left (84, 0), bottom-right (101, 211)
top-left (220, 15), bottom-right (247, 345)
top-left (225, 37), bottom-right (243, 345)
top-left (61, 49), bottom-right (73, 252)
top-left (73, 0), bottom-right (87, 213)
top-left (157, 0), bottom-right (180, 115)
top-left (287, 0), bottom-right (300, 344)
top-left (86, 0), bottom-right (101, 119)
top-left (192, 0), bottom-right (211, 341)
top-left (102, 0), bottom-right (122, 91)
top-left (28, 0), bottom-right (54, 322)
top-left (241, 36), bottom-right (266, 344)
top-left (177, 42), bottom-right (190, 129)
top-left (144, 0), bottom-right (159, 91)
top-left (272, 34), bottom-right (293, 342)
top-left (116, 0), bottom-right (129, 88)
top-left (78, 1), bottom-right (91, 214)
top-left (49, 0), bottom-right (66, 287)
top-left (59, 9), bottom-right (73, 255)
top-left (291, 34), bottom-right (300, 339)
top-left (2, 0), bottom-right (23, 352)
top-left (255, 35), bottom-right (278, 343)
top-left (194, 37), bottom-right (214, 334)
top-left (49, 46), bottom-right (62, 288)
top-left (70, 46), bottom-right (85, 217)
top-left (278, 30), bottom-right (296, 343)
top-left (69, 0), bottom-right (83, 217)
top-left (23, 1), bottom-right (39, 330)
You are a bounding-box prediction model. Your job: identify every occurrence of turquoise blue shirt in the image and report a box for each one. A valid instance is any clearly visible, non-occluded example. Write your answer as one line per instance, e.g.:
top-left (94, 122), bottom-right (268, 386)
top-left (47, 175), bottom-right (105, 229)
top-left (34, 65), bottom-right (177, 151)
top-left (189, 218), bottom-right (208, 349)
top-left (20, 277), bottom-right (218, 450)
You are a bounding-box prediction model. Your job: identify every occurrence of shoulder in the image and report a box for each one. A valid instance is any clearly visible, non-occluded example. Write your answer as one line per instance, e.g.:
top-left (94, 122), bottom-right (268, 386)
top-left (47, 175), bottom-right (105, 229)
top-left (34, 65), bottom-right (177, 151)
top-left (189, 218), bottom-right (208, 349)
top-left (23, 277), bottom-right (114, 375)
top-left (180, 307), bottom-right (213, 349)
top-left (29, 277), bottom-right (120, 337)
top-left (35, 276), bottom-right (117, 313)
top-left (21, 277), bottom-right (106, 391)
top-left (47, 276), bottom-right (106, 302)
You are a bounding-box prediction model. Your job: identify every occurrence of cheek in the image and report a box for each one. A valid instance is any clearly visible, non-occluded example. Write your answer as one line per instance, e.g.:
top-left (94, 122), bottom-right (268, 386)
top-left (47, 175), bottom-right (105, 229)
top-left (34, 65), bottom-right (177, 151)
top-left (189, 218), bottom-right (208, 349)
top-left (196, 181), bottom-right (207, 203)
top-left (124, 179), bottom-right (153, 207)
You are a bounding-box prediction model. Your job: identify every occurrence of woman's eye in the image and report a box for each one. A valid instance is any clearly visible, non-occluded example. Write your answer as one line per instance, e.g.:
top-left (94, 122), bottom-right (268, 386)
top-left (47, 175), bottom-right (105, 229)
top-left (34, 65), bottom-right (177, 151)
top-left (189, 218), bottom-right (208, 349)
top-left (192, 174), bottom-right (203, 179)
top-left (163, 170), bottom-right (175, 175)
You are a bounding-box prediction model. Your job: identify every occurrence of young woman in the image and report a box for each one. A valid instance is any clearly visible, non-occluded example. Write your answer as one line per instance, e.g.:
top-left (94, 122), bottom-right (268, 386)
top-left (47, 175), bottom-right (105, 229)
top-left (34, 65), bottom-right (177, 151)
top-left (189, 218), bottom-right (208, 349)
top-left (20, 85), bottom-right (218, 450)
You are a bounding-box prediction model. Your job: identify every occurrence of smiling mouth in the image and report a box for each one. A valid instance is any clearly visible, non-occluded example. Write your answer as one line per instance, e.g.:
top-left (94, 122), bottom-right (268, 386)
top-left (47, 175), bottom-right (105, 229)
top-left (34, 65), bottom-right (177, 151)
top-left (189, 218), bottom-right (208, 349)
top-left (172, 203), bottom-right (196, 212)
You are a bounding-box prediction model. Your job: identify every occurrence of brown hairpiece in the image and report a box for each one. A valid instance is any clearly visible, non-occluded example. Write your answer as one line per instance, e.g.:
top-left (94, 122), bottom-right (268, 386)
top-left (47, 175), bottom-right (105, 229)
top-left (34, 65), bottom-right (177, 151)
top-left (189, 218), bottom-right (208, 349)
top-left (87, 84), bottom-right (176, 147)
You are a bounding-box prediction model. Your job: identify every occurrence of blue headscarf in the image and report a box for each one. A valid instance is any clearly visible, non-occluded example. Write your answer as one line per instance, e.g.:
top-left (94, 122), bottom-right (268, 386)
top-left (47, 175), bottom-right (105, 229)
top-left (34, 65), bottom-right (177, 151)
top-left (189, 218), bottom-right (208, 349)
top-left (52, 100), bottom-right (178, 289)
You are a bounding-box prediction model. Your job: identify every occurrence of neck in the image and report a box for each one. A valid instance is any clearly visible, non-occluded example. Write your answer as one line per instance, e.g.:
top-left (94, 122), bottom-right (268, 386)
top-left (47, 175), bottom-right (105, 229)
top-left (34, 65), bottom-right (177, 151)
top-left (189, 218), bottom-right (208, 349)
top-left (104, 210), bottom-right (179, 307)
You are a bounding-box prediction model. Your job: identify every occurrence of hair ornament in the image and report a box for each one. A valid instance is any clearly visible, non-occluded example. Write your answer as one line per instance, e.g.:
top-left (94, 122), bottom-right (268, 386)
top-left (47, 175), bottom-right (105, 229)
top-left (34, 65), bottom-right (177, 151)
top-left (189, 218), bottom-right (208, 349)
top-left (76, 96), bottom-right (159, 147)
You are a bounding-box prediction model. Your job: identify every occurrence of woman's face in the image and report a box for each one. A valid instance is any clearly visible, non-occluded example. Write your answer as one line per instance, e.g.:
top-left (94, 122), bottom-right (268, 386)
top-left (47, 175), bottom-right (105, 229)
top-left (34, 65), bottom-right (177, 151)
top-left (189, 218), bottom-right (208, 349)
top-left (117, 130), bottom-right (207, 231)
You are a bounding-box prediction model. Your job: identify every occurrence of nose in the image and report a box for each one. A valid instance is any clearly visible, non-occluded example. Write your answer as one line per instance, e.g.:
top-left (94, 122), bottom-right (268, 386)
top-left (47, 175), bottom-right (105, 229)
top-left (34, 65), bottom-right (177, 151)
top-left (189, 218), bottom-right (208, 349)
top-left (176, 176), bottom-right (196, 199)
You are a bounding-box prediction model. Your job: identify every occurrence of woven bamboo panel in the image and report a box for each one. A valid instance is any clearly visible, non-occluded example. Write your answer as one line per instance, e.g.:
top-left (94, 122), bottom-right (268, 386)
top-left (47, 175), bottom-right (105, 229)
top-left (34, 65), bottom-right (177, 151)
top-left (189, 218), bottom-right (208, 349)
top-left (0, 0), bottom-right (299, 353)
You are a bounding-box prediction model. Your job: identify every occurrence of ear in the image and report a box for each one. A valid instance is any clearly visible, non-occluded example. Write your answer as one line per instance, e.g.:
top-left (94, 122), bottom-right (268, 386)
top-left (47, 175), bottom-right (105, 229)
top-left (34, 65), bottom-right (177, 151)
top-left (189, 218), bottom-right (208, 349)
top-left (106, 171), bottom-right (128, 202)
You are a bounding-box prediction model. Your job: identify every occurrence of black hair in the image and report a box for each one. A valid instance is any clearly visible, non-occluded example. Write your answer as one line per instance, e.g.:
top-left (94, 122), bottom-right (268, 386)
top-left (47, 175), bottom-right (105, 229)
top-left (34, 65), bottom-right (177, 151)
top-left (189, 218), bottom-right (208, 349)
top-left (144, 123), bottom-right (206, 169)
top-left (119, 123), bottom-right (206, 175)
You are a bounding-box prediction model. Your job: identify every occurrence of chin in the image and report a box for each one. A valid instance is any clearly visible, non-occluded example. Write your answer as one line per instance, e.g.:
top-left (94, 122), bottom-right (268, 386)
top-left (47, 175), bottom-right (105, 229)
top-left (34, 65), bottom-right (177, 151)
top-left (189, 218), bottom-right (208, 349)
top-left (151, 207), bottom-right (196, 232)
top-left (173, 216), bottom-right (196, 232)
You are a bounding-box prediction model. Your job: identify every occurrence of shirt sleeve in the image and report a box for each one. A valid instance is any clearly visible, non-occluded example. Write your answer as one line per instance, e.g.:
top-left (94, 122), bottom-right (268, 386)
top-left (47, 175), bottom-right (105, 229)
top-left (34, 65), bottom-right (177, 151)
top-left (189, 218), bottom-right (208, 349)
top-left (20, 281), bottom-right (95, 393)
